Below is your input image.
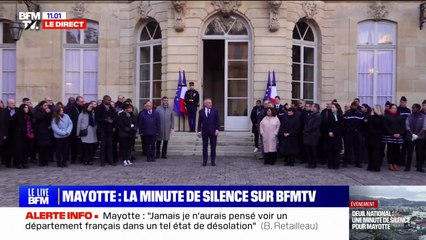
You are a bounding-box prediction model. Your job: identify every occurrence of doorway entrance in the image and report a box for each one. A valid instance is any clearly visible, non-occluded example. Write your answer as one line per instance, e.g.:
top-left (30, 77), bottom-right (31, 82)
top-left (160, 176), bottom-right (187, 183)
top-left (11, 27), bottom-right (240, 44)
top-left (203, 40), bottom-right (225, 130)
top-left (202, 15), bottom-right (251, 131)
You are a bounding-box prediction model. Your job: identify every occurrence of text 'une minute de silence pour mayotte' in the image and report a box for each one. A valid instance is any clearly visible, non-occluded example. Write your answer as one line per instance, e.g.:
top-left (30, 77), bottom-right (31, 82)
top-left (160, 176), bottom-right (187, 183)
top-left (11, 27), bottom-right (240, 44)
top-left (61, 190), bottom-right (317, 203)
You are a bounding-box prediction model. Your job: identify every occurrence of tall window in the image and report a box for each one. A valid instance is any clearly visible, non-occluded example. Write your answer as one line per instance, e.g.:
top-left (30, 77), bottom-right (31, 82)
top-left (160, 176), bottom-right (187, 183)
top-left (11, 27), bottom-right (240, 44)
top-left (292, 21), bottom-right (317, 103)
top-left (63, 20), bottom-right (98, 102)
top-left (357, 21), bottom-right (396, 106)
top-left (0, 22), bottom-right (16, 102)
top-left (137, 20), bottom-right (162, 109)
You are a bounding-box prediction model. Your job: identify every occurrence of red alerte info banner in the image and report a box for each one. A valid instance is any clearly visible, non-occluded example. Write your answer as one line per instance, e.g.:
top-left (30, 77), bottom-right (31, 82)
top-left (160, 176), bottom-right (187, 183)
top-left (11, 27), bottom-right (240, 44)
top-left (42, 19), bottom-right (87, 30)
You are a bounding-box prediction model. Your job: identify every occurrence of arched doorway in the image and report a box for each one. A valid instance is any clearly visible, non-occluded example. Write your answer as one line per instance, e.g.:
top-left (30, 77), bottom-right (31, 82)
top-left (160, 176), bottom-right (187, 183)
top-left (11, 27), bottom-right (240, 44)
top-left (202, 14), bottom-right (251, 131)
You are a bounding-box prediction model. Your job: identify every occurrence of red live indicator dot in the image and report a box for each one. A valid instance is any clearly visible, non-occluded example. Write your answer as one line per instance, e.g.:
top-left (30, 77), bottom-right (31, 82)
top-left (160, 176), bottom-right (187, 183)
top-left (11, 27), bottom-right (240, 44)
top-left (95, 215), bottom-right (98, 219)
top-left (349, 200), bottom-right (378, 208)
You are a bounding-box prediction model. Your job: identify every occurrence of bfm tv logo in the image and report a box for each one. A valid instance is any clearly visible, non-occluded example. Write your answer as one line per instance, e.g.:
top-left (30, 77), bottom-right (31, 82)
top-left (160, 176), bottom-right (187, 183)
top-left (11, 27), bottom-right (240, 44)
top-left (27, 188), bottom-right (49, 205)
top-left (18, 12), bottom-right (42, 30)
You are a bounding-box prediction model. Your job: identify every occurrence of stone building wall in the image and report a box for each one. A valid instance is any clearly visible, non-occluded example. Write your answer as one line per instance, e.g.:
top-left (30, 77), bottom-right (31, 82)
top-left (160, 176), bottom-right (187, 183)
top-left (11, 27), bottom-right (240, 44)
top-left (0, 1), bottom-right (425, 113)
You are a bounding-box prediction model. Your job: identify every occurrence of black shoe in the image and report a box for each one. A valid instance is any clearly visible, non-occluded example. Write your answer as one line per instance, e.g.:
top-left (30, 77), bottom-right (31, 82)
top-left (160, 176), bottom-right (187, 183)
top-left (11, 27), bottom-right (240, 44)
top-left (404, 168), bottom-right (410, 172)
top-left (211, 162), bottom-right (216, 166)
top-left (161, 156), bottom-right (167, 159)
top-left (155, 155), bottom-right (160, 159)
top-left (355, 164), bottom-right (363, 168)
top-left (100, 163), bottom-right (105, 167)
top-left (202, 163), bottom-right (207, 166)
top-left (417, 169), bottom-right (425, 173)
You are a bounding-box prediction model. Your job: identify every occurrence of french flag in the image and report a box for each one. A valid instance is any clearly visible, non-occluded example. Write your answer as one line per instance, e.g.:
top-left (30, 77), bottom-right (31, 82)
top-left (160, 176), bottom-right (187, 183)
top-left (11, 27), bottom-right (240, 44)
top-left (173, 70), bottom-right (188, 116)
top-left (263, 71), bottom-right (278, 104)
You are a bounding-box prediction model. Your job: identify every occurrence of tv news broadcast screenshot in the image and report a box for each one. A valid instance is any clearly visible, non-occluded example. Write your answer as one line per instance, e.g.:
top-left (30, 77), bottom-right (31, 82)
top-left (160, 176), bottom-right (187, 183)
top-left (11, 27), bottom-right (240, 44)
top-left (0, 1), bottom-right (425, 239)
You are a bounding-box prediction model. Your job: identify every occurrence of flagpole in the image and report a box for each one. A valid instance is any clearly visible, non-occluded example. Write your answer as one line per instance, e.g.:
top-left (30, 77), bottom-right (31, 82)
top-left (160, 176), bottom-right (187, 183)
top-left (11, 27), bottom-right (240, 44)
top-left (182, 74), bottom-right (185, 131)
top-left (178, 114), bottom-right (181, 132)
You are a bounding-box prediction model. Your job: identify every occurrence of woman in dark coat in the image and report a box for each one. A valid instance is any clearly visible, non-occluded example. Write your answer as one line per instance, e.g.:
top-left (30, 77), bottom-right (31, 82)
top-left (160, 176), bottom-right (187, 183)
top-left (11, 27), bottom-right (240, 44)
top-left (14, 104), bottom-right (35, 169)
top-left (364, 105), bottom-right (385, 172)
top-left (279, 107), bottom-right (300, 166)
top-left (383, 104), bottom-right (405, 171)
top-left (324, 103), bottom-right (344, 169)
top-left (33, 101), bottom-right (53, 166)
top-left (117, 104), bottom-right (138, 166)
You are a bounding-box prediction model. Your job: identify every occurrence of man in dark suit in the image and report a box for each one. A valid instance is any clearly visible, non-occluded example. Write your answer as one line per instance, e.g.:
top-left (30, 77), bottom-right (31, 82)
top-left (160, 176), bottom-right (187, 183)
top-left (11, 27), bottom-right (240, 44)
top-left (65, 96), bottom-right (85, 163)
top-left (0, 104), bottom-right (9, 165)
top-left (197, 98), bottom-right (220, 166)
top-left (95, 95), bottom-right (118, 166)
top-left (250, 100), bottom-right (263, 152)
top-left (3, 99), bottom-right (18, 168)
top-left (139, 101), bottom-right (160, 162)
top-left (274, 96), bottom-right (285, 119)
top-left (303, 103), bottom-right (322, 168)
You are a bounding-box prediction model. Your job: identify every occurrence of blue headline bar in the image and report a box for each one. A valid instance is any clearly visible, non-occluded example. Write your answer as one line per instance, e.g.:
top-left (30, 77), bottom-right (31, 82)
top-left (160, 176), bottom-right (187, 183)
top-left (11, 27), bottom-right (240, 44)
top-left (19, 186), bottom-right (348, 208)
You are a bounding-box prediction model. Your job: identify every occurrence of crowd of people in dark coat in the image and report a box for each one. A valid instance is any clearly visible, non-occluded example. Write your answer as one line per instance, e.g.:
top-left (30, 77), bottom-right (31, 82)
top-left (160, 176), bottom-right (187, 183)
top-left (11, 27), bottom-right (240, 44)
top-left (251, 96), bottom-right (426, 172)
top-left (0, 94), bottom-right (174, 169)
top-left (1, 92), bottom-right (425, 173)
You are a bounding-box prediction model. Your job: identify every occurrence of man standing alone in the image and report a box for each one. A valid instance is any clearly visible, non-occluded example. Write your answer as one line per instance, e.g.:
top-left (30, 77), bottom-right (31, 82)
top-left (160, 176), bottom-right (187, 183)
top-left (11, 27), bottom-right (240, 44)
top-left (197, 98), bottom-right (220, 166)
top-left (184, 82), bottom-right (200, 132)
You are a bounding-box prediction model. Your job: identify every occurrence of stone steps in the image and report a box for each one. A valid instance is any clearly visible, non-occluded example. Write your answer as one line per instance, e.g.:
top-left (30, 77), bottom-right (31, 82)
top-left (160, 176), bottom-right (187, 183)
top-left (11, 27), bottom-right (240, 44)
top-left (135, 131), bottom-right (257, 157)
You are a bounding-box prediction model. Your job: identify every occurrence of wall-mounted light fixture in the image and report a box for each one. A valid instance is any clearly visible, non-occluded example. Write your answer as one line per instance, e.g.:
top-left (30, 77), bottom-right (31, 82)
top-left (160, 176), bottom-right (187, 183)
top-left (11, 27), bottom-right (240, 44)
top-left (420, 2), bottom-right (426, 30)
top-left (10, 0), bottom-right (41, 41)
top-left (10, 1), bottom-right (24, 41)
